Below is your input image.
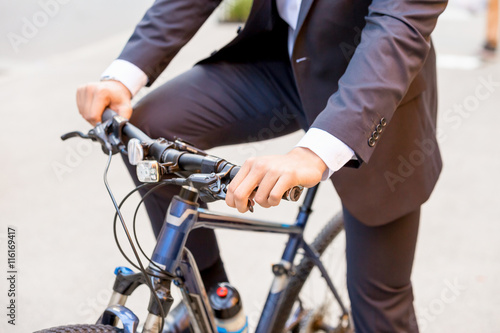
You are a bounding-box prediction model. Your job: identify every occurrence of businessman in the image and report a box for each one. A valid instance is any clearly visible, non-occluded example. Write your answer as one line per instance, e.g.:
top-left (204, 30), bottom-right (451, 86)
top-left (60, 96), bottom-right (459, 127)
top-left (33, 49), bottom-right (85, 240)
top-left (77, 0), bottom-right (447, 331)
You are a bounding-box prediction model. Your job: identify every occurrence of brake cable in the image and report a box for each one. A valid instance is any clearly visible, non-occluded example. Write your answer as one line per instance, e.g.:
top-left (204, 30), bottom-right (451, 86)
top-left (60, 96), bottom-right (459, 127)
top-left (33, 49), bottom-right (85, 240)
top-left (102, 151), bottom-right (166, 332)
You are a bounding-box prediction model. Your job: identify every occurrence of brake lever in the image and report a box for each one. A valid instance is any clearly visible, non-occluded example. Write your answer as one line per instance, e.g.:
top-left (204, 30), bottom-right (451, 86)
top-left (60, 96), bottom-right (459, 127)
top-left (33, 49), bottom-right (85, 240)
top-left (90, 123), bottom-right (117, 155)
top-left (61, 131), bottom-right (92, 141)
top-left (61, 120), bottom-right (122, 155)
top-left (209, 171), bottom-right (257, 212)
top-left (184, 173), bottom-right (223, 203)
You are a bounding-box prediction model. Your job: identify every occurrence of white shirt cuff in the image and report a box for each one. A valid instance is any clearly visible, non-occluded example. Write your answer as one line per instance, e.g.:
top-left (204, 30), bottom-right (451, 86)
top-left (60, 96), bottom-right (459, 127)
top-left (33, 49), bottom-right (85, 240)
top-left (100, 59), bottom-right (148, 97)
top-left (295, 128), bottom-right (355, 181)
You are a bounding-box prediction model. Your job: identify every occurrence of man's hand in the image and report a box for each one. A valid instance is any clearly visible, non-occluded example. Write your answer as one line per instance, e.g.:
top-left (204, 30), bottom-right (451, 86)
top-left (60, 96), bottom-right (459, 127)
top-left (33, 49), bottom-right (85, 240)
top-left (226, 147), bottom-right (328, 213)
top-left (76, 80), bottom-right (133, 125)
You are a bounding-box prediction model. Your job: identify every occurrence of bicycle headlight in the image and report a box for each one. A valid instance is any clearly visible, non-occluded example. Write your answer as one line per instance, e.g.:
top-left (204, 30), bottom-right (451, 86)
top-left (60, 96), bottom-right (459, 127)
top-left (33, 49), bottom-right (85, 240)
top-left (136, 160), bottom-right (160, 183)
top-left (128, 138), bottom-right (144, 165)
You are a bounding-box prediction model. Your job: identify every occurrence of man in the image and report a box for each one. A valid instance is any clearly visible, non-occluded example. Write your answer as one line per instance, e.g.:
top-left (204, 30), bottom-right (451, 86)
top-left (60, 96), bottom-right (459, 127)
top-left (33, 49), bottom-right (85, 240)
top-left (483, 0), bottom-right (499, 60)
top-left (76, 0), bottom-right (447, 331)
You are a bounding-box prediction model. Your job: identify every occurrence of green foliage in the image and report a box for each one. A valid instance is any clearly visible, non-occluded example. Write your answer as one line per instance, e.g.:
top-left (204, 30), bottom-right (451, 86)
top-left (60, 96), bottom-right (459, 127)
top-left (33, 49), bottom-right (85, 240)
top-left (223, 0), bottom-right (252, 22)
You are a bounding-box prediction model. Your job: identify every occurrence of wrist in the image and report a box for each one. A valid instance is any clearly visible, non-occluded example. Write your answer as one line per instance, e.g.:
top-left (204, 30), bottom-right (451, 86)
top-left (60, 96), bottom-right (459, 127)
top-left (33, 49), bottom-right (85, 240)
top-left (100, 79), bottom-right (132, 99)
top-left (289, 147), bottom-right (328, 174)
top-left (100, 59), bottom-right (148, 96)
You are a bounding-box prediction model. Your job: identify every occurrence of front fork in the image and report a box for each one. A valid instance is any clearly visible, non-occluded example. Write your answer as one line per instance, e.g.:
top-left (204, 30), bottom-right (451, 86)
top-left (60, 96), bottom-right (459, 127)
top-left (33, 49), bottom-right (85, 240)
top-left (98, 266), bottom-right (174, 333)
top-left (99, 186), bottom-right (217, 333)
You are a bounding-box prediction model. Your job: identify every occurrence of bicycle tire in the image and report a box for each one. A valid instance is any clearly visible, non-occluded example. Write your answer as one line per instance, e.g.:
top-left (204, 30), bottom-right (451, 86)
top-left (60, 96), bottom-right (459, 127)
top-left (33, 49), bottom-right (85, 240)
top-left (34, 324), bottom-right (124, 333)
top-left (271, 212), bottom-right (348, 333)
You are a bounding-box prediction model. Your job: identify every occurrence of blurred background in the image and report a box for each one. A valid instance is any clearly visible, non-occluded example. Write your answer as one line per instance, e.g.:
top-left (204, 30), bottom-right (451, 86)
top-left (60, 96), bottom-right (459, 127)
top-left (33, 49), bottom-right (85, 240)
top-left (0, 0), bottom-right (499, 332)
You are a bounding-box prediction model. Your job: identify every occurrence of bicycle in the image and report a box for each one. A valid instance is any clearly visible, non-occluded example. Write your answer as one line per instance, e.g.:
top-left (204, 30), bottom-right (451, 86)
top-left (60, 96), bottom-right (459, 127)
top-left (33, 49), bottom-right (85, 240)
top-left (35, 109), bottom-right (352, 333)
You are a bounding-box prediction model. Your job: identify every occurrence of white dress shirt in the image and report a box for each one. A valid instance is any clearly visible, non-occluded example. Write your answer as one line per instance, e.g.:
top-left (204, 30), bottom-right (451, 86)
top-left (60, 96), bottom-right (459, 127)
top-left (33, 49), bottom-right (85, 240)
top-left (101, 0), bottom-right (355, 180)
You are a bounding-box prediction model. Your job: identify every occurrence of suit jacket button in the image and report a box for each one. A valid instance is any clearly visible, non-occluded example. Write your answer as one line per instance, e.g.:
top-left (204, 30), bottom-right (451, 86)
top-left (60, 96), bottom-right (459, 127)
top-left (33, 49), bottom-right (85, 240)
top-left (380, 117), bottom-right (387, 127)
top-left (368, 137), bottom-right (376, 147)
top-left (376, 124), bottom-right (383, 133)
top-left (372, 131), bottom-right (380, 140)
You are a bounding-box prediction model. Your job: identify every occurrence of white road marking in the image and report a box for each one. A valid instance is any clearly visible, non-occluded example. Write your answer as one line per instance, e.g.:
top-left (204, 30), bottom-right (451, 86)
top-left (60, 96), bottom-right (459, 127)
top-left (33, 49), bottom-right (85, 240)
top-left (436, 54), bottom-right (482, 70)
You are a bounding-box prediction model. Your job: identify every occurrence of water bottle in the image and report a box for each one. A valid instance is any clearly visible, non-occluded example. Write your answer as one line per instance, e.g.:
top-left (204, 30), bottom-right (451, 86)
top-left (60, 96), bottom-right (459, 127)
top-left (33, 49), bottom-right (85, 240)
top-left (208, 282), bottom-right (248, 333)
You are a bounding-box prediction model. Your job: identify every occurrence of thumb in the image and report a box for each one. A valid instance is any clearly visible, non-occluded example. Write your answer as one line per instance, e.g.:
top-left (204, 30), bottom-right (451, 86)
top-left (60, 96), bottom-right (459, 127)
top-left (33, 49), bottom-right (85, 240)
top-left (113, 101), bottom-right (133, 120)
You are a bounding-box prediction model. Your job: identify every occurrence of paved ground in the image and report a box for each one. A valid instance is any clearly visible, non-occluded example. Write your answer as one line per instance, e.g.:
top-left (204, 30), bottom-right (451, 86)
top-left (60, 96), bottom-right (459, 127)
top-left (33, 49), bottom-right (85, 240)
top-left (0, 1), bottom-right (499, 332)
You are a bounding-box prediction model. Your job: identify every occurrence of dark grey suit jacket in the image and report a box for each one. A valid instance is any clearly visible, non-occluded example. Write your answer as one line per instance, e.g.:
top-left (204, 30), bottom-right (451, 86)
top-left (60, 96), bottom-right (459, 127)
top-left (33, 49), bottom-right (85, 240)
top-left (118, 0), bottom-right (447, 226)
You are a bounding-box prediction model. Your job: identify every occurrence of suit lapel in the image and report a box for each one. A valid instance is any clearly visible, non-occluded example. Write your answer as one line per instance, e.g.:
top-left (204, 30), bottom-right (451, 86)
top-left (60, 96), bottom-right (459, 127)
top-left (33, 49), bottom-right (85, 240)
top-left (247, 0), bottom-right (274, 31)
top-left (293, 0), bottom-right (314, 42)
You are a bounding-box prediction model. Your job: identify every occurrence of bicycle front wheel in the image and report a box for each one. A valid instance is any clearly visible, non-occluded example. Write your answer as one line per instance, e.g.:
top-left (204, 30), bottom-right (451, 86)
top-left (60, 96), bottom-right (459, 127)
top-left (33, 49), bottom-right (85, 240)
top-left (34, 324), bottom-right (123, 333)
top-left (272, 212), bottom-right (352, 333)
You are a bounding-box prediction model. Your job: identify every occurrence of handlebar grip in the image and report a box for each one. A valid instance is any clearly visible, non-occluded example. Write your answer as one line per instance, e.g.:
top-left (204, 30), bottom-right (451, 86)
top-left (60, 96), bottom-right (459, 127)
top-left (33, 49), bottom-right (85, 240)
top-left (229, 166), bottom-right (240, 179)
top-left (102, 108), bottom-right (118, 123)
top-left (228, 166), bottom-right (303, 202)
top-left (282, 186), bottom-right (304, 202)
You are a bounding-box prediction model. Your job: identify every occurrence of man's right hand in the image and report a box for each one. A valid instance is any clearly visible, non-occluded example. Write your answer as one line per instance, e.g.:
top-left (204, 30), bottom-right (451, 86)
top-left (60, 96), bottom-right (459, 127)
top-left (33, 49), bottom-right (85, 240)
top-left (76, 80), bottom-right (133, 126)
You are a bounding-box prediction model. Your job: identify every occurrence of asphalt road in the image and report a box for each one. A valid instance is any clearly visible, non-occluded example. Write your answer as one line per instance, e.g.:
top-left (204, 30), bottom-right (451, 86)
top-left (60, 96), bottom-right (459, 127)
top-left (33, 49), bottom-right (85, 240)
top-left (0, 1), bottom-right (499, 332)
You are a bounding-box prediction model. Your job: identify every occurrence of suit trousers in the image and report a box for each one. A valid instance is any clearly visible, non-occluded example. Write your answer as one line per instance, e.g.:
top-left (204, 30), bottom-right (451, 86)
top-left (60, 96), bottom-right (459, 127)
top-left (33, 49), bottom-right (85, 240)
top-left (124, 60), bottom-right (420, 332)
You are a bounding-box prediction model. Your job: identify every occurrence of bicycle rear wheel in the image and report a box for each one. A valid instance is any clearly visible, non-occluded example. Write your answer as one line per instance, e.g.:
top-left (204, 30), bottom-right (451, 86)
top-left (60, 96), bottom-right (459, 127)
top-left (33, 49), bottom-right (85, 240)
top-left (272, 212), bottom-right (352, 333)
top-left (34, 324), bottom-right (123, 333)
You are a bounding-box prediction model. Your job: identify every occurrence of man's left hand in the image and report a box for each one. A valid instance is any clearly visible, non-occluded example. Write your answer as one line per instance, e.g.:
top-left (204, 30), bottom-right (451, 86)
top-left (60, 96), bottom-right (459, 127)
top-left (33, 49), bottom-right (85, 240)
top-left (225, 147), bottom-right (327, 213)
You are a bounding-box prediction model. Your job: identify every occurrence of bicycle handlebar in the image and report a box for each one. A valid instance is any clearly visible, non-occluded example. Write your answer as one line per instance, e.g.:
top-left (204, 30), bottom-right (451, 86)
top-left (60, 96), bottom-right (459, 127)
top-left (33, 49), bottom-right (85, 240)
top-left (99, 109), bottom-right (303, 202)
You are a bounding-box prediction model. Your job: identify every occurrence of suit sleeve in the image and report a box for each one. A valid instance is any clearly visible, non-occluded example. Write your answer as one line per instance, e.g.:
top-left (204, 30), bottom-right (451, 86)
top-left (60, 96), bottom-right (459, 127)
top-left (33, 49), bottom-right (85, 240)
top-left (118, 0), bottom-right (222, 86)
top-left (310, 0), bottom-right (448, 163)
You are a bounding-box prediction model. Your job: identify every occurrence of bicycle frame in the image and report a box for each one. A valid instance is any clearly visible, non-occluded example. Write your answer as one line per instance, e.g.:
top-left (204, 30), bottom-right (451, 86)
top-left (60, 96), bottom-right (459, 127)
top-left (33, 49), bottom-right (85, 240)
top-left (97, 184), bottom-right (348, 333)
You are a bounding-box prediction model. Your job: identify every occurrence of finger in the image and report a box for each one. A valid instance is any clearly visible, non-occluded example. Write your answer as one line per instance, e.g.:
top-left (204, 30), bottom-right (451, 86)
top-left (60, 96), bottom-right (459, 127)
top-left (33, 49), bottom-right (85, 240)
top-left (249, 191), bottom-right (256, 200)
top-left (225, 159), bottom-right (252, 208)
top-left (268, 175), bottom-right (295, 207)
top-left (115, 102), bottom-right (133, 120)
top-left (88, 87), bottom-right (110, 125)
top-left (76, 87), bottom-right (83, 112)
top-left (254, 169), bottom-right (280, 208)
top-left (76, 85), bottom-right (90, 118)
top-left (232, 164), bottom-right (267, 213)
top-left (110, 91), bottom-right (133, 120)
